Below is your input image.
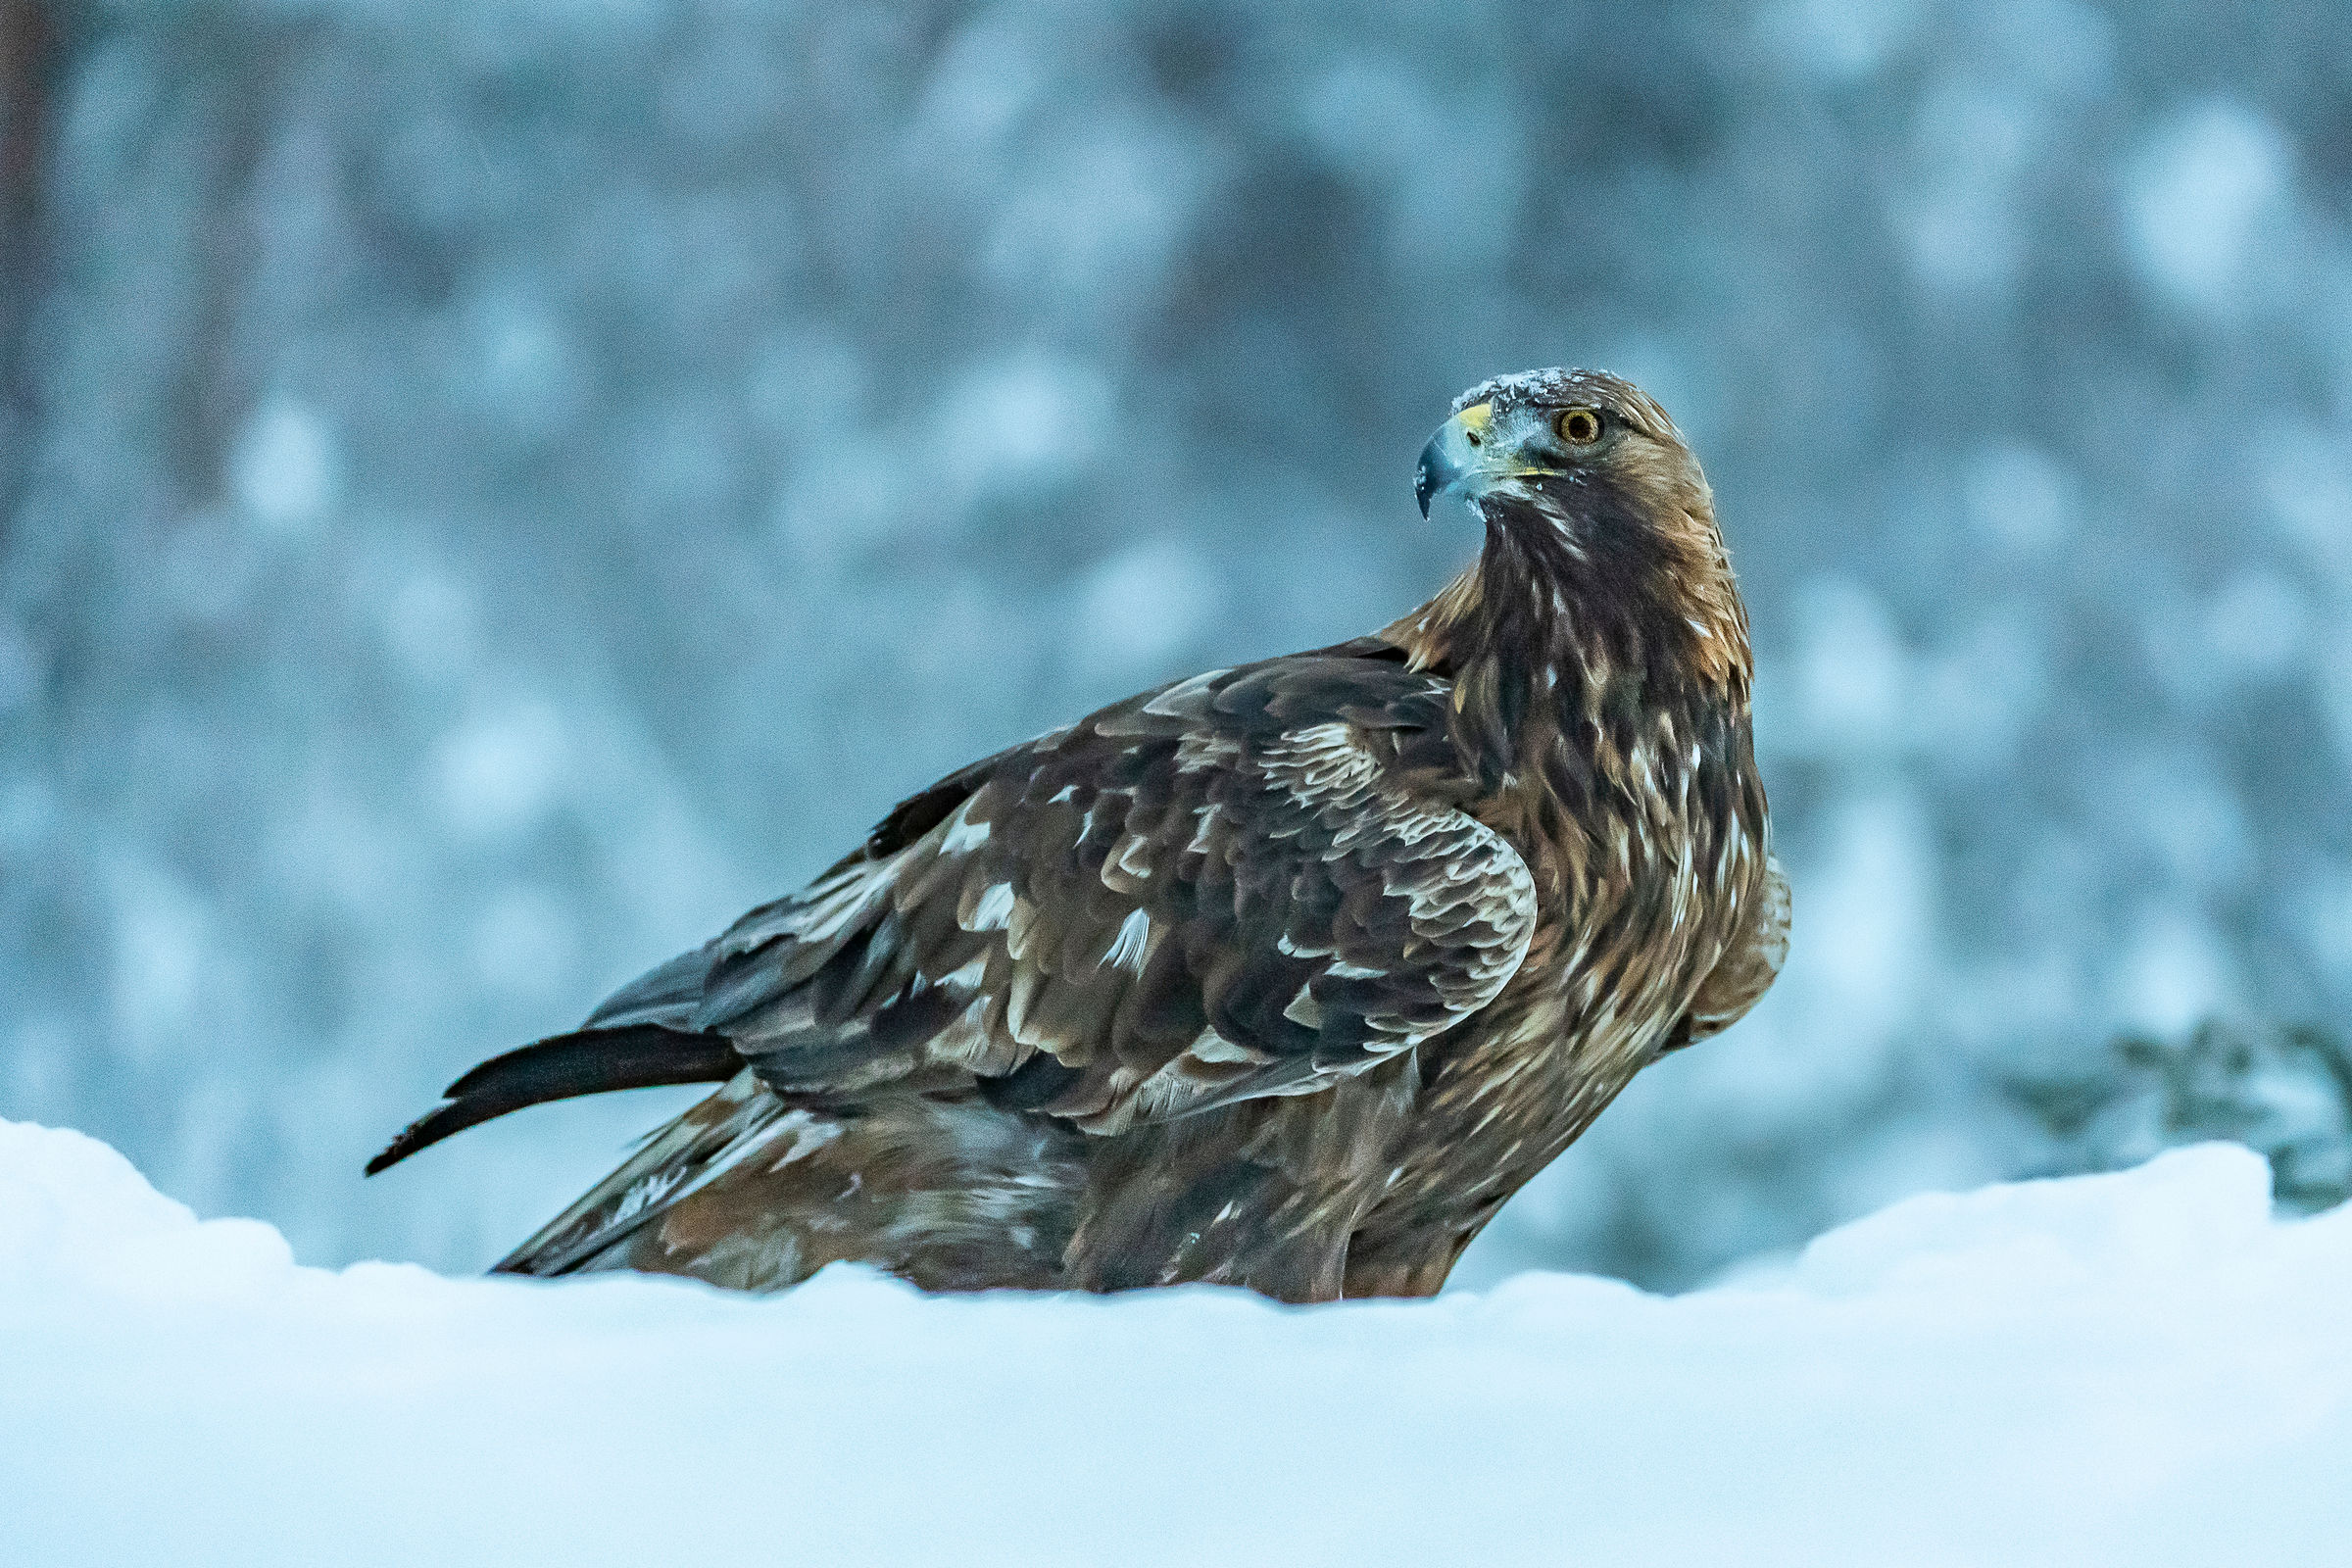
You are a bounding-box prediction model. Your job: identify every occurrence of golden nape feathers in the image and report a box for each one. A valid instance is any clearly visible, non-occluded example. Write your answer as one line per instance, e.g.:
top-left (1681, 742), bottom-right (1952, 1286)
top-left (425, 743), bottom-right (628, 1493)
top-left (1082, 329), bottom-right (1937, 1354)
top-left (370, 368), bottom-right (1788, 1302)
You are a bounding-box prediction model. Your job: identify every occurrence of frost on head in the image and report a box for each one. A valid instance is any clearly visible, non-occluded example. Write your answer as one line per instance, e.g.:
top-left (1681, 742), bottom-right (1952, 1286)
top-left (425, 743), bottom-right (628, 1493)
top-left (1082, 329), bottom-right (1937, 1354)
top-left (1448, 367), bottom-right (1686, 445)
top-left (1451, 367), bottom-right (1602, 416)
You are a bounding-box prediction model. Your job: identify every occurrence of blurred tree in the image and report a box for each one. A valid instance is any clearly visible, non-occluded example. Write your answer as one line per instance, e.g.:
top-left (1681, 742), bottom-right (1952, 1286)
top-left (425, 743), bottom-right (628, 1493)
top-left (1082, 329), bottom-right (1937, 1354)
top-left (2008, 1020), bottom-right (2352, 1214)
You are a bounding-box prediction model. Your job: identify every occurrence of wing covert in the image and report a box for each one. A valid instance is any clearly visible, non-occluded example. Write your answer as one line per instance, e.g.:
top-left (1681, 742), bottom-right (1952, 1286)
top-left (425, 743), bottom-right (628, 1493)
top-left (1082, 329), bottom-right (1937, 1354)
top-left (670, 657), bottom-right (1536, 1133)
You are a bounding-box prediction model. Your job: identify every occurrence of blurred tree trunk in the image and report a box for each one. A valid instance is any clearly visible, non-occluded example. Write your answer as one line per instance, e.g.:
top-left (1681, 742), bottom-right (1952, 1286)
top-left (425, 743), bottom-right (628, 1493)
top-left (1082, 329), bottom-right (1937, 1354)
top-left (0, 0), bottom-right (51, 537)
top-left (0, 0), bottom-right (44, 255)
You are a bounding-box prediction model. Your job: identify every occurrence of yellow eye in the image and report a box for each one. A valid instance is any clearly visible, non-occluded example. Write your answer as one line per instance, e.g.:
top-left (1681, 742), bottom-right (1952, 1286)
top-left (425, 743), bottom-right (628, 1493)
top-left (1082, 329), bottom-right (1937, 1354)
top-left (1556, 407), bottom-right (1603, 445)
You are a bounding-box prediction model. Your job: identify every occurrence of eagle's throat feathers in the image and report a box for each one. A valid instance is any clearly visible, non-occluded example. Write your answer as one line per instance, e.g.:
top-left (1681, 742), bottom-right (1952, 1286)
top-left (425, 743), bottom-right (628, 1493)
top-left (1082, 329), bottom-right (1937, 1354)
top-left (1384, 481), bottom-right (1751, 809)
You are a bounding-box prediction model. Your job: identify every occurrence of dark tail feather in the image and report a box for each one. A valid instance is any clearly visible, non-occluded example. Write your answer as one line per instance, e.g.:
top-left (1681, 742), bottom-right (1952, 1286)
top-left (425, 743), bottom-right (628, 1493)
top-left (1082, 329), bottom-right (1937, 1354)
top-left (366, 1025), bottom-right (740, 1176)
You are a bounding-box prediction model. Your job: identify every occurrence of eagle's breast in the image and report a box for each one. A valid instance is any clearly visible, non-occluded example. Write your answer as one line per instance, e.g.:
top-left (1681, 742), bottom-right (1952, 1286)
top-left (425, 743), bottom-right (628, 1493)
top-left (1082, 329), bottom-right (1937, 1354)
top-left (1370, 667), bottom-right (1764, 1228)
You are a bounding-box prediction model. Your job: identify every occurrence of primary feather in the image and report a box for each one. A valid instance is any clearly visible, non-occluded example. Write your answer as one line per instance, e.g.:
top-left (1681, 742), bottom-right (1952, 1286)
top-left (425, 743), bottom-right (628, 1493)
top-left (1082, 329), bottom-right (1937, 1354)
top-left (370, 369), bottom-right (1787, 1301)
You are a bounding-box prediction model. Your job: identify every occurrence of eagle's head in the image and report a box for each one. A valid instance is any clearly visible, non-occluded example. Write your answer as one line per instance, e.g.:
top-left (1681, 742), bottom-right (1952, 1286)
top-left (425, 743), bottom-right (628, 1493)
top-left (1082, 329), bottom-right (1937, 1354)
top-left (1402, 367), bottom-right (1746, 694)
top-left (1416, 368), bottom-right (1713, 548)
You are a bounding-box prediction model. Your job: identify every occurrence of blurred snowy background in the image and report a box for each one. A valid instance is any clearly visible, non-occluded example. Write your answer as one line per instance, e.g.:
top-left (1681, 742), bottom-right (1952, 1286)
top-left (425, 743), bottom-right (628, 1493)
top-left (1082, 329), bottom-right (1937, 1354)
top-left (2, 0), bottom-right (2349, 1287)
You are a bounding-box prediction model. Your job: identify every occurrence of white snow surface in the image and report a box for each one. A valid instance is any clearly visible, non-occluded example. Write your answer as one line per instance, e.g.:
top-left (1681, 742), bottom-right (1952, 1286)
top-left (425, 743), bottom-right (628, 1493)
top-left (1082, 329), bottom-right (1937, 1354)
top-left (3, 1119), bottom-right (2347, 1568)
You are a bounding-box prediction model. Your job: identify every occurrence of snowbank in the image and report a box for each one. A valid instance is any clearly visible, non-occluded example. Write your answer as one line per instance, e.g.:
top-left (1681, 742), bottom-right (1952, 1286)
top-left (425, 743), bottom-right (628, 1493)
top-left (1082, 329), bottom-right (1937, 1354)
top-left (3, 1120), bottom-right (2346, 1568)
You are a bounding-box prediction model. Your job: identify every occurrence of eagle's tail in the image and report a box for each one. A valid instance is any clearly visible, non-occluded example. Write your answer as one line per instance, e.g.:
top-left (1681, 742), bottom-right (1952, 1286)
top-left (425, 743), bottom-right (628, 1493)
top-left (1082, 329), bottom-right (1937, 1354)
top-left (492, 1065), bottom-right (783, 1277)
top-left (364, 1025), bottom-right (739, 1176)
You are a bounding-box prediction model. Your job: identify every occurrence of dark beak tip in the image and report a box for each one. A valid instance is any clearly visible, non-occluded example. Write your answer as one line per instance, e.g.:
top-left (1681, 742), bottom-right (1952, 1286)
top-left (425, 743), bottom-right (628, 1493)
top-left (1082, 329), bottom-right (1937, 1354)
top-left (1414, 428), bottom-right (1455, 519)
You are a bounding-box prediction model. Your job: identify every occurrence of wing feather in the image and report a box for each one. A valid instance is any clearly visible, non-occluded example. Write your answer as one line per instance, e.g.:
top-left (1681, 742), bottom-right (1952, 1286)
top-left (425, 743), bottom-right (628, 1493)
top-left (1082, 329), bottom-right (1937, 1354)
top-left (680, 657), bottom-right (1535, 1132)
top-left (370, 646), bottom-right (1543, 1204)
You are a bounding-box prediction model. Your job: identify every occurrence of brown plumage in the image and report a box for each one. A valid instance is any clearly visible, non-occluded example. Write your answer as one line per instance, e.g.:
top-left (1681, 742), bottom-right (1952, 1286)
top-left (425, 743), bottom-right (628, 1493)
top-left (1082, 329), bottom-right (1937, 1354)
top-left (368, 368), bottom-right (1788, 1301)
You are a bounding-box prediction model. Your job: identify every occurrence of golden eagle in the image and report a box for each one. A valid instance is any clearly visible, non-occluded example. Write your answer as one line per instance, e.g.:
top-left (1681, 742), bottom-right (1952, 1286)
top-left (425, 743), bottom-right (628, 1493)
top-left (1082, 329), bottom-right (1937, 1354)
top-left (369, 369), bottom-right (1788, 1301)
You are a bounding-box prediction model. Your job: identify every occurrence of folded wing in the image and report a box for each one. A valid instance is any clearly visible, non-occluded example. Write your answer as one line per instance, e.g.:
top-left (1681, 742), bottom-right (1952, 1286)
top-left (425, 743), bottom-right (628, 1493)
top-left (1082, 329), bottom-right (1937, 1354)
top-left (370, 655), bottom-right (1536, 1185)
top-left (695, 656), bottom-right (1537, 1131)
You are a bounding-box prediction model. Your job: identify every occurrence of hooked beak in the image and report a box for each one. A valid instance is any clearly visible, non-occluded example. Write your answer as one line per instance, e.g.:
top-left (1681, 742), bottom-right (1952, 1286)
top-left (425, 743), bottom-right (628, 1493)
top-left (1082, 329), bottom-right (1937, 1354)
top-left (1415, 401), bottom-right (1495, 517)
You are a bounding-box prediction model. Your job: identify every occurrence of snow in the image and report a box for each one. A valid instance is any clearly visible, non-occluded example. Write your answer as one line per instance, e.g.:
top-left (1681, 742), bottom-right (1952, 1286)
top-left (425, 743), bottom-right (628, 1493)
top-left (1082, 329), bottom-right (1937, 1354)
top-left (5, 1117), bottom-right (2346, 1567)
